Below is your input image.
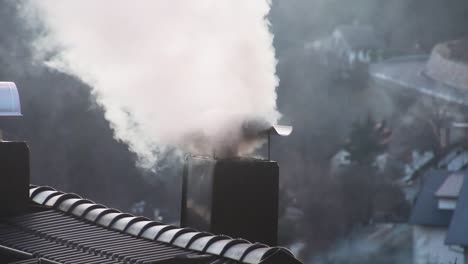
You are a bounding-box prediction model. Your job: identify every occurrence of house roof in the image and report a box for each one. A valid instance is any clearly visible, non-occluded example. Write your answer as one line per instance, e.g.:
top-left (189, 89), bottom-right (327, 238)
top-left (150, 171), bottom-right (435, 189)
top-left (0, 185), bottom-right (302, 264)
top-left (404, 143), bottom-right (468, 183)
top-left (370, 40), bottom-right (468, 106)
top-left (435, 173), bottom-right (464, 198)
top-left (446, 173), bottom-right (468, 246)
top-left (409, 170), bottom-right (454, 227)
top-left (370, 55), bottom-right (468, 106)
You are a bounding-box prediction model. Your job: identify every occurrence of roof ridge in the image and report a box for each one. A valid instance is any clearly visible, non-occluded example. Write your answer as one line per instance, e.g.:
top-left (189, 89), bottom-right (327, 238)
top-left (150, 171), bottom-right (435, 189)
top-left (28, 185), bottom-right (300, 264)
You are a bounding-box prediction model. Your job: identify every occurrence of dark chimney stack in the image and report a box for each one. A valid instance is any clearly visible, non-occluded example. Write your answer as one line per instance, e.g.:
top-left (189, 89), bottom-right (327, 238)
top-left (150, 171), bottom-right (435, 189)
top-left (0, 142), bottom-right (29, 217)
top-left (181, 156), bottom-right (279, 245)
top-left (0, 82), bottom-right (28, 217)
top-left (180, 125), bottom-right (292, 246)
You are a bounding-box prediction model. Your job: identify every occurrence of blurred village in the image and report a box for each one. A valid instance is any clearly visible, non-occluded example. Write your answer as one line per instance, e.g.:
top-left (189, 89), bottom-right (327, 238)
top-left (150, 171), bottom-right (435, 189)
top-left (287, 24), bottom-right (468, 264)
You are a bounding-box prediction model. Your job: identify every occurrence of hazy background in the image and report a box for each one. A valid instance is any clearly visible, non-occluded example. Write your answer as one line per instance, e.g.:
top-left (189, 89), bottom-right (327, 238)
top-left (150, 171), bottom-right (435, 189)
top-left (1, 0), bottom-right (468, 262)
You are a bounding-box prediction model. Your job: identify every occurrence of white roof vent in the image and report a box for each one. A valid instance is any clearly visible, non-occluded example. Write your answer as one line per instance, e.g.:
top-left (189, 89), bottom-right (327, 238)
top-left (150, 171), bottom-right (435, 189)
top-left (0, 82), bottom-right (22, 116)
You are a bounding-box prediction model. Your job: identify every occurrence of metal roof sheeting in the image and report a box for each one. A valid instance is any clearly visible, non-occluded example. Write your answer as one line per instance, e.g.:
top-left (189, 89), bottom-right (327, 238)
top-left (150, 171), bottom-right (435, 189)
top-left (0, 185), bottom-right (302, 264)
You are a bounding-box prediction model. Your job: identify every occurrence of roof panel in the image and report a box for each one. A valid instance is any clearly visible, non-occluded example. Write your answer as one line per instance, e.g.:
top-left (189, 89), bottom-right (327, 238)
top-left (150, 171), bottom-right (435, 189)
top-left (109, 216), bottom-right (144, 232)
top-left (157, 228), bottom-right (194, 244)
top-left (125, 220), bottom-right (156, 237)
top-left (56, 198), bottom-right (84, 213)
top-left (83, 208), bottom-right (118, 222)
top-left (223, 243), bottom-right (265, 262)
top-left (409, 170), bottom-right (454, 227)
top-left (95, 213), bottom-right (129, 228)
top-left (31, 190), bottom-right (59, 205)
top-left (44, 193), bottom-right (80, 208)
top-left (140, 225), bottom-right (175, 240)
top-left (435, 173), bottom-right (464, 198)
top-left (172, 232), bottom-right (207, 248)
top-left (446, 175), bottom-right (468, 246)
top-left (243, 248), bottom-right (271, 264)
top-left (70, 203), bottom-right (103, 217)
top-left (189, 235), bottom-right (223, 252)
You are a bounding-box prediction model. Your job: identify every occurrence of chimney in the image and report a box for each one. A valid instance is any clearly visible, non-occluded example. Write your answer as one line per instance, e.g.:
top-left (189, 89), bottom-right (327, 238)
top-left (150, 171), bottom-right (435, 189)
top-left (0, 82), bottom-right (29, 217)
top-left (180, 125), bottom-right (292, 246)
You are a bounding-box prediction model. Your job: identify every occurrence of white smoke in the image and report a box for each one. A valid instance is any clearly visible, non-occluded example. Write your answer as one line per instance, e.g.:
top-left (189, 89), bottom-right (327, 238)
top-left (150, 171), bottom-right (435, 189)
top-left (19, 0), bottom-right (280, 168)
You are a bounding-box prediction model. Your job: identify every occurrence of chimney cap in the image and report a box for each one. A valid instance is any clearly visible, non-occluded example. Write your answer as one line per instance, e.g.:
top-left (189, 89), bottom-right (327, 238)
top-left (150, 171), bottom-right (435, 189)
top-left (268, 125), bottom-right (293, 137)
top-left (0, 82), bottom-right (22, 117)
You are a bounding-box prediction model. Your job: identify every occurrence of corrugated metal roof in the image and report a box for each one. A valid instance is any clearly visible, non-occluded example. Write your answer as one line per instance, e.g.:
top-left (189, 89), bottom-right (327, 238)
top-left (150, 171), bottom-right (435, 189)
top-left (0, 185), bottom-right (302, 264)
top-left (446, 174), bottom-right (468, 246)
top-left (409, 170), bottom-right (454, 227)
top-left (435, 173), bottom-right (464, 198)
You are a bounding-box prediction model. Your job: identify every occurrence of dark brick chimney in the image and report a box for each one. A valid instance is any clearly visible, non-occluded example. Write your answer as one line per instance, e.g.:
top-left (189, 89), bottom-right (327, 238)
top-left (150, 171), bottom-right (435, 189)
top-left (0, 142), bottom-right (30, 217)
top-left (181, 156), bottom-right (279, 246)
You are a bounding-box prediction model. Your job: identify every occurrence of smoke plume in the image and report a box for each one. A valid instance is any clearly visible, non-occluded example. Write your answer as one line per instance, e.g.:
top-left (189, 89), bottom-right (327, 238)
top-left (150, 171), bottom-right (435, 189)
top-left (19, 0), bottom-right (280, 168)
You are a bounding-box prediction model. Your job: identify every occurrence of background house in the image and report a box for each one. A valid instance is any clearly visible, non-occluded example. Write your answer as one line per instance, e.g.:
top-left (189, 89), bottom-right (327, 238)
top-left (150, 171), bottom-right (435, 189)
top-left (370, 39), bottom-right (468, 115)
top-left (446, 176), bottom-right (468, 263)
top-left (409, 170), bottom-right (464, 264)
top-left (309, 23), bottom-right (384, 82)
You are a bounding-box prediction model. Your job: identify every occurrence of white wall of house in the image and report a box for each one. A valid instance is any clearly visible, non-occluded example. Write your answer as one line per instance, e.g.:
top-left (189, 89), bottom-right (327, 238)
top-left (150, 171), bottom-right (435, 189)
top-left (438, 198), bottom-right (457, 210)
top-left (413, 226), bottom-right (464, 264)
